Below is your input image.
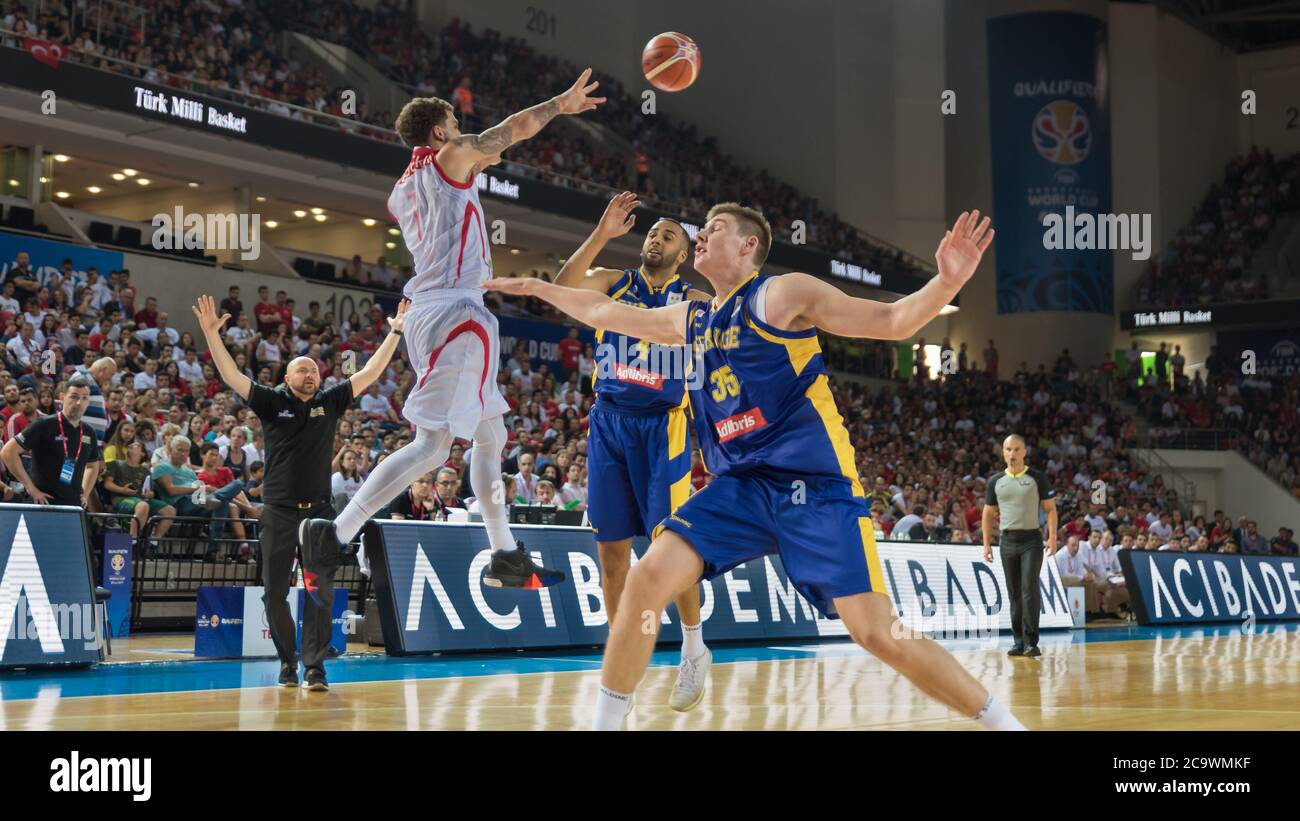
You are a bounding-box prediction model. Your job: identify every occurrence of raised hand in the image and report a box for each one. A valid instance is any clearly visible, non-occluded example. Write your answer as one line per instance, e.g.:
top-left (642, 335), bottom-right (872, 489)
top-left (935, 210), bottom-right (994, 288)
top-left (596, 191), bottom-right (641, 239)
top-left (388, 299), bottom-right (412, 333)
top-left (555, 68), bottom-right (606, 115)
top-left (192, 295), bottom-right (231, 336)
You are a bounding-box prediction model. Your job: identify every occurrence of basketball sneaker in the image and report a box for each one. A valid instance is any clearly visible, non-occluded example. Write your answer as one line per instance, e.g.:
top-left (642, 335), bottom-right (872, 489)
top-left (669, 648), bottom-right (711, 712)
top-left (277, 662), bottom-right (298, 687)
top-left (483, 543), bottom-right (566, 589)
top-left (302, 667), bottom-right (329, 692)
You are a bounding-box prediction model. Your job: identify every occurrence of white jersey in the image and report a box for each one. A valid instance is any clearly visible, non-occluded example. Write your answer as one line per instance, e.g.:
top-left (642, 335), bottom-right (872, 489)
top-left (388, 146), bottom-right (493, 297)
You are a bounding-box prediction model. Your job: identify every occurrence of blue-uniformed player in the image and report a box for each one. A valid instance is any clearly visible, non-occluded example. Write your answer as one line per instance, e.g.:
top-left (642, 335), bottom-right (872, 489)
top-left (485, 201), bottom-right (1026, 731)
top-left (552, 193), bottom-right (713, 712)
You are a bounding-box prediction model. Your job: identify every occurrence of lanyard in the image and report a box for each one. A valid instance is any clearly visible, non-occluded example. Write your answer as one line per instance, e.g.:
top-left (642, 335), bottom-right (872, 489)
top-left (59, 414), bottom-right (83, 464)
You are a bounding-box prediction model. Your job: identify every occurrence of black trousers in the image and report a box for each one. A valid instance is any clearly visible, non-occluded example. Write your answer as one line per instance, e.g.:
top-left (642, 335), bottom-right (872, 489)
top-left (1000, 530), bottom-right (1045, 649)
top-left (260, 500), bottom-right (336, 671)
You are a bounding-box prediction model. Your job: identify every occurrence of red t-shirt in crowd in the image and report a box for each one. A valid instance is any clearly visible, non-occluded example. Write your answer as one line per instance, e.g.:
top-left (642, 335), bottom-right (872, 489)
top-left (198, 466), bottom-right (236, 490)
top-left (133, 307), bottom-right (158, 328)
top-left (5, 411), bottom-right (33, 442)
top-left (1062, 520), bottom-right (1090, 540)
top-left (254, 301), bottom-right (280, 334)
top-left (558, 338), bottom-right (582, 370)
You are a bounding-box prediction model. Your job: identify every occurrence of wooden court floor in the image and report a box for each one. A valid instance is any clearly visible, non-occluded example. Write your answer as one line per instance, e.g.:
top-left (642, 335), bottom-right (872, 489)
top-left (2, 624), bottom-right (1299, 730)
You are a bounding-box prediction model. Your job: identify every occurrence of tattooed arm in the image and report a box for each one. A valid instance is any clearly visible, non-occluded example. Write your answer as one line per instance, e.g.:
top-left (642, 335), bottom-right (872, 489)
top-left (437, 68), bottom-right (605, 182)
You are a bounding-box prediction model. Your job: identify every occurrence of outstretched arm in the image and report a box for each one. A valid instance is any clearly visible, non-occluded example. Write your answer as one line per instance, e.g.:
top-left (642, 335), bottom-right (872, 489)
top-left (348, 300), bottom-right (410, 396)
top-left (763, 211), bottom-right (994, 340)
top-left (192, 295), bottom-right (252, 400)
top-left (482, 277), bottom-right (692, 346)
top-left (554, 191), bottom-right (640, 292)
top-left (438, 69), bottom-right (605, 181)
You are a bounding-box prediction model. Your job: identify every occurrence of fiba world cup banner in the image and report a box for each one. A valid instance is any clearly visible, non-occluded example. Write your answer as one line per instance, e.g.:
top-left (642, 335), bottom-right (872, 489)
top-left (987, 12), bottom-right (1113, 314)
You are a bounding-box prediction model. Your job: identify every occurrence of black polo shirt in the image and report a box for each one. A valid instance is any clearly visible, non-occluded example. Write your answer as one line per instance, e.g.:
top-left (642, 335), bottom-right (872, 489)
top-left (248, 381), bottom-right (353, 506)
top-left (14, 414), bottom-right (101, 505)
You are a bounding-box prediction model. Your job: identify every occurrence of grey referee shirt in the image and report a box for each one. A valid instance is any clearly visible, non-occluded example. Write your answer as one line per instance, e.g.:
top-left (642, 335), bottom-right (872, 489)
top-left (986, 468), bottom-right (1054, 531)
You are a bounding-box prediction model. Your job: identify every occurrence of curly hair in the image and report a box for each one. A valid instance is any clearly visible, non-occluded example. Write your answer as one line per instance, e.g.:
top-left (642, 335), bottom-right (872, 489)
top-left (395, 97), bottom-right (454, 147)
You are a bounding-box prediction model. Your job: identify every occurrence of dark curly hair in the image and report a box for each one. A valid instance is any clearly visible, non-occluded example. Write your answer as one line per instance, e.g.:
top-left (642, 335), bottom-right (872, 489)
top-left (395, 97), bottom-right (454, 147)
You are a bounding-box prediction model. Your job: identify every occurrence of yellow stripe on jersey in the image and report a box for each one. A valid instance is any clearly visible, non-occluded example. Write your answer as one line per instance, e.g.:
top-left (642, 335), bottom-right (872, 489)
top-left (669, 473), bottom-right (692, 513)
top-left (667, 405), bottom-right (688, 461)
top-left (857, 517), bottom-right (886, 593)
top-left (597, 274), bottom-right (634, 345)
top-left (609, 276), bottom-right (634, 302)
top-left (744, 318), bottom-right (821, 377)
top-left (711, 271), bottom-right (758, 310)
top-left (804, 374), bottom-right (864, 497)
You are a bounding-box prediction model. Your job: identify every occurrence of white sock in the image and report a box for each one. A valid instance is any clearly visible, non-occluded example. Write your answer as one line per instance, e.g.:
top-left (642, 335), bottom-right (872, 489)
top-left (469, 415), bottom-right (516, 556)
top-left (333, 426), bottom-right (453, 544)
top-left (680, 621), bottom-right (706, 660)
top-left (973, 694), bottom-right (1025, 731)
top-left (593, 685), bottom-right (633, 731)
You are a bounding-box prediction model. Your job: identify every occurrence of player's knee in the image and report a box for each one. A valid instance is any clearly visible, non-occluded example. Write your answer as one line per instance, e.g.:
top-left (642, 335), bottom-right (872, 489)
top-left (853, 621), bottom-right (904, 664)
top-left (623, 561), bottom-right (673, 610)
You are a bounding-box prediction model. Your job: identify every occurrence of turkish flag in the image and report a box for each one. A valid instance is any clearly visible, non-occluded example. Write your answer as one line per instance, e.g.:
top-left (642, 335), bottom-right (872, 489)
top-left (24, 38), bottom-right (67, 69)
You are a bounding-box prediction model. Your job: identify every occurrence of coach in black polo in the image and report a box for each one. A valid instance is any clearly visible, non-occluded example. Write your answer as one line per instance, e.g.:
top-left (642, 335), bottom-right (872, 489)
top-left (193, 295), bottom-right (409, 691)
top-left (982, 434), bottom-right (1057, 658)
top-left (1, 375), bottom-right (101, 506)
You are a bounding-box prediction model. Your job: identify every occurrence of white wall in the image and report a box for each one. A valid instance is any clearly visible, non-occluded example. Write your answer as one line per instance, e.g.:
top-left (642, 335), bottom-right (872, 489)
top-left (1154, 12), bottom-right (1238, 257)
top-left (1151, 449), bottom-right (1300, 538)
top-left (1108, 2), bottom-right (1161, 307)
top-left (1236, 44), bottom-right (1300, 157)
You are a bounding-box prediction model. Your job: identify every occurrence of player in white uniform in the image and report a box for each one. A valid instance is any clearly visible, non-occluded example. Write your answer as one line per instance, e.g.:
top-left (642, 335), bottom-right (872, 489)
top-left (301, 70), bottom-right (606, 588)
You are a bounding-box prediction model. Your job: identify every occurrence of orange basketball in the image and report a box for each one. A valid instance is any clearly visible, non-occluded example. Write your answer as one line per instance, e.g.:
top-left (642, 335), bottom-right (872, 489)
top-left (642, 32), bottom-right (700, 92)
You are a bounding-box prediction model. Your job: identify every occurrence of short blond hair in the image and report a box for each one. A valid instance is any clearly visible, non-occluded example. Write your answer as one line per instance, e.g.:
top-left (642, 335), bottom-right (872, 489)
top-left (706, 202), bottom-right (772, 268)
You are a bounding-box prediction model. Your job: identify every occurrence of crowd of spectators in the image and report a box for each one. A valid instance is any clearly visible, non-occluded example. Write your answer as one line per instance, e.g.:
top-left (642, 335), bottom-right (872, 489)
top-left (1, 233), bottom-right (1294, 569)
top-left (2, 0), bottom-right (930, 280)
top-left (1134, 340), bottom-right (1300, 498)
top-left (1136, 147), bottom-right (1300, 306)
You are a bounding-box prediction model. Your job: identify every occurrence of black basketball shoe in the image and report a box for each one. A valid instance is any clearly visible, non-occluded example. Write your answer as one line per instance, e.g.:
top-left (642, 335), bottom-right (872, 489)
top-left (484, 542), bottom-right (566, 589)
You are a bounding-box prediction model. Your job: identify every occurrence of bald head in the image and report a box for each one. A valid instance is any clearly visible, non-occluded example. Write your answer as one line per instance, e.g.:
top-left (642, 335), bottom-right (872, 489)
top-left (284, 355), bottom-right (322, 399)
top-left (1001, 434), bottom-right (1026, 470)
top-left (89, 356), bottom-right (116, 386)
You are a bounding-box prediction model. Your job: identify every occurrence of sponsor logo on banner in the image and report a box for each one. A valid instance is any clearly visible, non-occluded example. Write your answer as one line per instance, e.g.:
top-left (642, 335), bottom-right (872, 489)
top-left (1032, 100), bottom-right (1091, 164)
top-left (132, 87), bottom-right (248, 133)
top-left (715, 408), bottom-right (767, 442)
top-left (0, 510), bottom-right (102, 667)
top-left (370, 522), bottom-right (1071, 655)
top-left (987, 12), bottom-right (1113, 314)
top-left (111, 554), bottom-right (126, 573)
top-left (1119, 550), bottom-right (1300, 625)
top-left (614, 364), bottom-right (665, 390)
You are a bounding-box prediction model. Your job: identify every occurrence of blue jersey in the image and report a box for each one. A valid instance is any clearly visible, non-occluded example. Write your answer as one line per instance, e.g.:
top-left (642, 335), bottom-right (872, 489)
top-left (684, 272), bottom-right (863, 496)
top-left (592, 268), bottom-right (692, 413)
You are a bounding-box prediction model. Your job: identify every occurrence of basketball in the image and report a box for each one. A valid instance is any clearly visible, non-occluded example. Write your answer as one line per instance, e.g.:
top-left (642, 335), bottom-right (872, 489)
top-left (642, 31), bottom-right (701, 92)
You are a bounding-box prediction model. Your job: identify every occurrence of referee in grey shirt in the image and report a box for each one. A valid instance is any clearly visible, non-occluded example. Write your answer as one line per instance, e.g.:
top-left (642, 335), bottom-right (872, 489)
top-left (982, 434), bottom-right (1057, 658)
